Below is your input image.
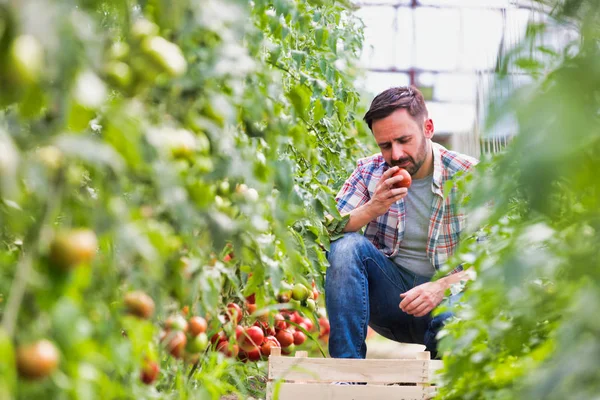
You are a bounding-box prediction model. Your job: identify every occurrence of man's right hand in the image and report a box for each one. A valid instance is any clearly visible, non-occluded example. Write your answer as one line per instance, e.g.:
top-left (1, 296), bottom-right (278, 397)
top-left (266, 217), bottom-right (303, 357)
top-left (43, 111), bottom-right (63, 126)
top-left (366, 166), bottom-right (409, 217)
top-left (341, 166), bottom-right (409, 233)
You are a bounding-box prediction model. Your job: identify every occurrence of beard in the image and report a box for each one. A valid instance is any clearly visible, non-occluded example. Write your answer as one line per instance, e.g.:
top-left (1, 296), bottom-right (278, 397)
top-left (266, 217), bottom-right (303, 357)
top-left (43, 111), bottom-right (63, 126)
top-left (390, 136), bottom-right (428, 176)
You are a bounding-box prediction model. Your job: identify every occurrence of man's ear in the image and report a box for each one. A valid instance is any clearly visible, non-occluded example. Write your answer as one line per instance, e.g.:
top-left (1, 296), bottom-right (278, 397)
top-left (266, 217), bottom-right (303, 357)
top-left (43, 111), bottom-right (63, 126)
top-left (424, 119), bottom-right (434, 139)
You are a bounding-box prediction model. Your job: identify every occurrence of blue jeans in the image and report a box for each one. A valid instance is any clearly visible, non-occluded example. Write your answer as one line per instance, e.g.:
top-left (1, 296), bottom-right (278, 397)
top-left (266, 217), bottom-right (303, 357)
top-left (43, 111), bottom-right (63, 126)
top-left (325, 232), bottom-right (458, 359)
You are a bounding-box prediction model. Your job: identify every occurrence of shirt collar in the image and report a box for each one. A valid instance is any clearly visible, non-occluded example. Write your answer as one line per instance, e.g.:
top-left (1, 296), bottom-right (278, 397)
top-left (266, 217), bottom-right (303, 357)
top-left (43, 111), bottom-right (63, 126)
top-left (431, 142), bottom-right (444, 196)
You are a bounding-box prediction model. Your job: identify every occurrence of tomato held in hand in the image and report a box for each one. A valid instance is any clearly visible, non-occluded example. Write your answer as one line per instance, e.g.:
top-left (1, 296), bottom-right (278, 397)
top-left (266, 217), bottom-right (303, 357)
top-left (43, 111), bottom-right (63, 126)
top-left (392, 168), bottom-right (412, 189)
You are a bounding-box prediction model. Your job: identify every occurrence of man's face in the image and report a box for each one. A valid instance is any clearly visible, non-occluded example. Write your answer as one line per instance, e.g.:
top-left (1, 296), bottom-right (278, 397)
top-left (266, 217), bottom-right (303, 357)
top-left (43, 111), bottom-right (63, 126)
top-left (372, 108), bottom-right (434, 178)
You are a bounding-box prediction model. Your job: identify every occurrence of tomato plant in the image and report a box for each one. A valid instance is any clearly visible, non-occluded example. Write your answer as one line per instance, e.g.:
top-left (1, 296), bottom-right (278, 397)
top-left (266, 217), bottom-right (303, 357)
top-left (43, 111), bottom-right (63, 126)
top-left (434, 2), bottom-right (600, 399)
top-left (0, 0), bottom-right (367, 398)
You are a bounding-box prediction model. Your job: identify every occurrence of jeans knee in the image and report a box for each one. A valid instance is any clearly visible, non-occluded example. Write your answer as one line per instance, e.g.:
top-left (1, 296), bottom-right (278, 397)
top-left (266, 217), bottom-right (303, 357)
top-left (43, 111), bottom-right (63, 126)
top-left (328, 233), bottom-right (369, 264)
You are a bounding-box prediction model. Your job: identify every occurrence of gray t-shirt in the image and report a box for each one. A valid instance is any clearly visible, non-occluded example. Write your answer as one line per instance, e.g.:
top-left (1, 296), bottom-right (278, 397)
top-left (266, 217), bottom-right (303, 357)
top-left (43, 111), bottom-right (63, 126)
top-left (391, 174), bottom-right (436, 278)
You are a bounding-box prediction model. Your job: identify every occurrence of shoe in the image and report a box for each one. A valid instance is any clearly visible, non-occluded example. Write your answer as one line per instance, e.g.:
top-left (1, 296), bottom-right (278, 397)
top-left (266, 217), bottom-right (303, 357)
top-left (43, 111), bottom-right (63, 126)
top-left (385, 382), bottom-right (417, 386)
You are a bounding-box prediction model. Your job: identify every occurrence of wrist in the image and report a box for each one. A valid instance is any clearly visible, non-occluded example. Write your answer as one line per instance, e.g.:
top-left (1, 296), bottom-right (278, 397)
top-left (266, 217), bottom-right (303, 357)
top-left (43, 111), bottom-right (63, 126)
top-left (364, 200), bottom-right (380, 220)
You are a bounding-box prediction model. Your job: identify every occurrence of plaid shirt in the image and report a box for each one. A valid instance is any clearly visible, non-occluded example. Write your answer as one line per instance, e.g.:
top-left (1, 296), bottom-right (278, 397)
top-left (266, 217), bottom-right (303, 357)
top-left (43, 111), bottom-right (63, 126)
top-left (335, 142), bottom-right (478, 273)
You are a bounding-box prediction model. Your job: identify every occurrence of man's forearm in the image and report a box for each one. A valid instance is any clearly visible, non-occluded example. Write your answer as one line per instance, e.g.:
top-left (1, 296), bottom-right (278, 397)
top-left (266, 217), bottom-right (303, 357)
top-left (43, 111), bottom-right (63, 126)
top-left (342, 202), bottom-right (378, 233)
top-left (437, 268), bottom-right (473, 291)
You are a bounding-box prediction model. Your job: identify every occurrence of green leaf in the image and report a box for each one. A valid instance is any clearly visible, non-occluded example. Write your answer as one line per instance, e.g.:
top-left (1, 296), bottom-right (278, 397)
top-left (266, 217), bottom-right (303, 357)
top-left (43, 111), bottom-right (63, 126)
top-left (287, 84), bottom-right (312, 119)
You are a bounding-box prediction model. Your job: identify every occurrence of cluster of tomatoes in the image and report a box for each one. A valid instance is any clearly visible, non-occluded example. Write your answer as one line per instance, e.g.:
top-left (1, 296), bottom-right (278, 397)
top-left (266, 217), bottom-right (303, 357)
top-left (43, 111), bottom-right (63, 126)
top-left (208, 281), bottom-right (331, 365)
top-left (13, 229), bottom-right (332, 386)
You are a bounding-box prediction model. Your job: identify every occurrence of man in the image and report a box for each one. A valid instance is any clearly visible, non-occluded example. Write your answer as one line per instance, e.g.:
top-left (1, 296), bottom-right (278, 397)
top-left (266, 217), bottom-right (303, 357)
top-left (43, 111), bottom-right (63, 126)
top-left (325, 86), bottom-right (477, 359)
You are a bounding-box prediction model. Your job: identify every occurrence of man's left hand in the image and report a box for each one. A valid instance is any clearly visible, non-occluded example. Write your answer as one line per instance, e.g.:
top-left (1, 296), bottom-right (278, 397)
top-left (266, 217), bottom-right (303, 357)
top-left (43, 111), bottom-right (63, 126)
top-left (399, 281), bottom-right (446, 317)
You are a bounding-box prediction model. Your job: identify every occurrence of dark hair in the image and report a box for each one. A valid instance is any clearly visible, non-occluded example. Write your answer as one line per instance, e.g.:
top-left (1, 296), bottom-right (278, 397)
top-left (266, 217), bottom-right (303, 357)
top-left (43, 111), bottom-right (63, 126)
top-left (363, 86), bottom-right (428, 130)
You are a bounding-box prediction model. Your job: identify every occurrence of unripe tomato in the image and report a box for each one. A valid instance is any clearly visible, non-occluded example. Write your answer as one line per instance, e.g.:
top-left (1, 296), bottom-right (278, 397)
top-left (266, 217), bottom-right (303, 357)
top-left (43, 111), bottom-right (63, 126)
top-left (244, 188), bottom-right (259, 202)
top-left (291, 284), bottom-right (309, 301)
top-left (281, 343), bottom-right (295, 355)
top-left (9, 35), bottom-right (43, 85)
top-left (188, 316), bottom-right (207, 336)
top-left (392, 168), bottom-right (412, 189)
top-left (108, 41), bottom-right (130, 60)
top-left (124, 291), bottom-right (155, 319)
top-left (36, 146), bottom-right (63, 171)
top-left (105, 61), bottom-right (132, 88)
top-left (186, 332), bottom-right (208, 354)
top-left (16, 340), bottom-right (59, 380)
top-left (217, 180), bottom-right (230, 196)
top-left (141, 36), bottom-right (187, 77)
top-left (131, 19), bottom-right (159, 40)
top-left (305, 298), bottom-right (316, 312)
top-left (165, 315), bottom-right (188, 332)
top-left (49, 229), bottom-right (98, 270)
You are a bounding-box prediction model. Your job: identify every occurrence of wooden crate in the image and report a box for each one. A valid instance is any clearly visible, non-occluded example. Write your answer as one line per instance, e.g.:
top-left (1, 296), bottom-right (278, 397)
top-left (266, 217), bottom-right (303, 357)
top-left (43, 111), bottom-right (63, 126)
top-left (266, 348), bottom-right (442, 400)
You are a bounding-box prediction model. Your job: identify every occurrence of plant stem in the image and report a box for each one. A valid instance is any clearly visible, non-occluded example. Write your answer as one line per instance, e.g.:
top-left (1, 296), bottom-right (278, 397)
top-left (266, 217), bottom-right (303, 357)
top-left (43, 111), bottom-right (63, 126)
top-left (1, 169), bottom-right (64, 338)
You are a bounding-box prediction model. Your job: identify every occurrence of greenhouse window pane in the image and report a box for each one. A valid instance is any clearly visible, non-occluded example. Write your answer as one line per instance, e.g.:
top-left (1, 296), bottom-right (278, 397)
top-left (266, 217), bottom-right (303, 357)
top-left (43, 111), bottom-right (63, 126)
top-left (414, 8), bottom-right (460, 71)
top-left (355, 6), bottom-right (397, 69)
top-left (430, 73), bottom-right (478, 103)
top-left (460, 9), bottom-right (504, 70)
top-left (418, 0), bottom-right (512, 7)
top-left (428, 102), bottom-right (476, 134)
top-left (362, 72), bottom-right (410, 96)
top-left (352, 0), bottom-right (410, 5)
top-left (394, 8), bottom-right (414, 69)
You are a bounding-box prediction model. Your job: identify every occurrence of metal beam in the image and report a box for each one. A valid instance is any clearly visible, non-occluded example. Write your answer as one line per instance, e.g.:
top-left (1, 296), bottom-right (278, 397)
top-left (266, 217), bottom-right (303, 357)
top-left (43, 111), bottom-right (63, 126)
top-left (352, 1), bottom-right (544, 11)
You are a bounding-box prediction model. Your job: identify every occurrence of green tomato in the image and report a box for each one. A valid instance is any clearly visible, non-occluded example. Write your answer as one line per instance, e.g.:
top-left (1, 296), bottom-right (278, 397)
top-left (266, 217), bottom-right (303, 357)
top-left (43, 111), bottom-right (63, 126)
top-left (186, 333), bottom-right (208, 353)
top-left (105, 61), bottom-right (132, 88)
top-left (9, 35), bottom-right (43, 85)
top-left (131, 19), bottom-right (159, 40)
top-left (165, 315), bottom-right (188, 332)
top-left (141, 36), bottom-right (187, 77)
top-left (305, 298), bottom-right (316, 312)
top-left (109, 41), bottom-right (130, 60)
top-left (217, 181), bottom-right (230, 196)
top-left (292, 283), bottom-right (309, 301)
top-left (36, 146), bottom-right (63, 171)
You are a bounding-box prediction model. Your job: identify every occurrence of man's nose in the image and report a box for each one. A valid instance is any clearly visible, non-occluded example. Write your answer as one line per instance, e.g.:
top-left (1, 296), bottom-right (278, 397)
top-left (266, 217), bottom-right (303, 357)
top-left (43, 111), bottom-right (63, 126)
top-left (391, 143), bottom-right (404, 160)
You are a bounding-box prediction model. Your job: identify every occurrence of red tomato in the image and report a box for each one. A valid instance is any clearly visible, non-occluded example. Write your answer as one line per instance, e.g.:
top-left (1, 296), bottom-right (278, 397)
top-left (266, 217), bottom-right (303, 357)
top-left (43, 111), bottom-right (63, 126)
top-left (188, 316), bottom-right (207, 336)
top-left (239, 326), bottom-right (265, 352)
top-left (140, 359), bottom-right (160, 384)
top-left (225, 303), bottom-right (243, 324)
top-left (392, 168), bottom-right (412, 189)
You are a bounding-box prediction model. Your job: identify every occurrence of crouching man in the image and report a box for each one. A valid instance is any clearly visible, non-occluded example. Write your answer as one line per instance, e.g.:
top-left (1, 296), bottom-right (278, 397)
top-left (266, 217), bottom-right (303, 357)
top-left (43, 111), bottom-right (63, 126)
top-left (326, 86), bottom-right (477, 359)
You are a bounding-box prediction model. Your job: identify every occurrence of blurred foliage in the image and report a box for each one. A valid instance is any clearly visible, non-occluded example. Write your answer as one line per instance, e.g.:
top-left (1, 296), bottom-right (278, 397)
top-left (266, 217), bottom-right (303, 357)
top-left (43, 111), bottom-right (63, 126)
top-left (436, 1), bottom-right (600, 399)
top-left (0, 0), bottom-right (370, 398)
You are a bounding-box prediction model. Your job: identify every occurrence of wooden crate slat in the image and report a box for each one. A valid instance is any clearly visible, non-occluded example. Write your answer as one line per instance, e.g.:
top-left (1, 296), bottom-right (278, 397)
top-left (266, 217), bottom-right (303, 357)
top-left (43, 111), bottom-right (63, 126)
top-left (268, 356), bottom-right (430, 383)
top-left (266, 382), bottom-right (436, 400)
top-left (429, 359), bottom-right (443, 381)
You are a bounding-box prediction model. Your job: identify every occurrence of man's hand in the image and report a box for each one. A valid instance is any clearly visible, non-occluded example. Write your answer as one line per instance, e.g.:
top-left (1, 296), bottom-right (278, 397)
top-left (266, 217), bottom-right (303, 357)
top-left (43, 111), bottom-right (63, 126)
top-left (399, 281), bottom-right (446, 317)
top-left (366, 166), bottom-right (409, 217)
